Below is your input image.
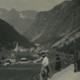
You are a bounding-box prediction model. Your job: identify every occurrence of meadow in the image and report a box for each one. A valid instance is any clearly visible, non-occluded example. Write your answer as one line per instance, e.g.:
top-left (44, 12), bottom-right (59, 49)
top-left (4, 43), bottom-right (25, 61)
top-left (0, 63), bottom-right (41, 80)
top-left (0, 50), bottom-right (72, 80)
top-left (0, 61), bottom-right (57, 80)
top-left (0, 59), bottom-right (71, 80)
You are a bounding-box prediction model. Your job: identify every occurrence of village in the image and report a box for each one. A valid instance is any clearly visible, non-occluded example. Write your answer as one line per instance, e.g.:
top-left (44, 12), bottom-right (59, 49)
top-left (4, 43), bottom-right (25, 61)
top-left (0, 43), bottom-right (49, 66)
top-left (0, 43), bottom-right (38, 66)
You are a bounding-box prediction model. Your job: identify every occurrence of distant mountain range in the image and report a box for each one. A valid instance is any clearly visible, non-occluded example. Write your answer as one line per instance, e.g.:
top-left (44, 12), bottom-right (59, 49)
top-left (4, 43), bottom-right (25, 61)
top-left (0, 19), bottom-right (34, 50)
top-left (0, 8), bottom-right (38, 34)
top-left (24, 0), bottom-right (80, 49)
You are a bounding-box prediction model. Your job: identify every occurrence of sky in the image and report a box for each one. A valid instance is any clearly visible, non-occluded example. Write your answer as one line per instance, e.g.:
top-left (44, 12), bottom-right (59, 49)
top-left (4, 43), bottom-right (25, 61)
top-left (0, 0), bottom-right (65, 11)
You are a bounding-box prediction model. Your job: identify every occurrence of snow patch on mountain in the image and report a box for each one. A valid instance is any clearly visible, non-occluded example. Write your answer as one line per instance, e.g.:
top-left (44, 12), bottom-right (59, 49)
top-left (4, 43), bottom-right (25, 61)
top-left (19, 13), bottom-right (25, 19)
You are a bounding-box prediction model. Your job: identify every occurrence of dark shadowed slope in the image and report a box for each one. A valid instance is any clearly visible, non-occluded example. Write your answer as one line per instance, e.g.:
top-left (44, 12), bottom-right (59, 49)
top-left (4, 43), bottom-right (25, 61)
top-left (0, 19), bottom-right (34, 50)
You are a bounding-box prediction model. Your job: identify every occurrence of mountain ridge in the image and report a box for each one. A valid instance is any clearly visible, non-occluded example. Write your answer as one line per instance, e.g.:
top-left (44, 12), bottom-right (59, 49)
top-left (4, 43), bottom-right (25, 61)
top-left (24, 0), bottom-right (80, 49)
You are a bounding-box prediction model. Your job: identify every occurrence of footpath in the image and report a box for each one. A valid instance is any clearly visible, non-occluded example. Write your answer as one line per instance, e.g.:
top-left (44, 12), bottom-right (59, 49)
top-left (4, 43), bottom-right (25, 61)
top-left (49, 64), bottom-right (80, 80)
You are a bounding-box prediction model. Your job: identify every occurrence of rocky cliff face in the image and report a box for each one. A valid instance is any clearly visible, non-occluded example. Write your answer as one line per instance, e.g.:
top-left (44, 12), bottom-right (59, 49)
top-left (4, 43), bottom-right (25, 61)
top-left (24, 0), bottom-right (80, 49)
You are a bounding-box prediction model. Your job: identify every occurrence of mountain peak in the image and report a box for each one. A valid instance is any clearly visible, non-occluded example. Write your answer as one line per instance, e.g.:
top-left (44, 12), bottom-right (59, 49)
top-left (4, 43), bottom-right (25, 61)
top-left (8, 8), bottom-right (19, 16)
top-left (9, 8), bottom-right (18, 12)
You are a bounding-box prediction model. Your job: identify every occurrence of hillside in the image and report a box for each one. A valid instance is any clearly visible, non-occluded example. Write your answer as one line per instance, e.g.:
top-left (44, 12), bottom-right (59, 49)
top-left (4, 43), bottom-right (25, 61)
top-left (24, 0), bottom-right (80, 49)
top-left (0, 8), bottom-right (38, 34)
top-left (0, 19), bottom-right (34, 50)
top-left (50, 0), bottom-right (80, 55)
top-left (52, 28), bottom-right (80, 55)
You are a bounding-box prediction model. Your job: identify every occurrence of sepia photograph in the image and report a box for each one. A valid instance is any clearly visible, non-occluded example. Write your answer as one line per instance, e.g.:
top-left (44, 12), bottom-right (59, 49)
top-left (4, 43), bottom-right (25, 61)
top-left (0, 0), bottom-right (80, 80)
